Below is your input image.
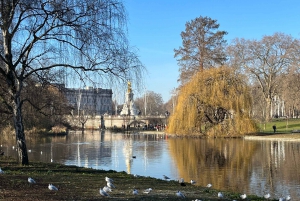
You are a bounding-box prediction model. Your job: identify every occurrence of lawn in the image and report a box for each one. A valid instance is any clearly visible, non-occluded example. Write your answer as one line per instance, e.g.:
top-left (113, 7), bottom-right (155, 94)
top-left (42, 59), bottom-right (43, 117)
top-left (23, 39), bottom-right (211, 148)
top-left (257, 118), bottom-right (300, 134)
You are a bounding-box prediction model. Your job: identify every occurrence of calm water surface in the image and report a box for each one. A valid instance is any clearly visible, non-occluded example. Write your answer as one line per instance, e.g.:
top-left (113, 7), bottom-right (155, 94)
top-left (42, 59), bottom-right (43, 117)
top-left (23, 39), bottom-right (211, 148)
top-left (1, 130), bottom-right (300, 199)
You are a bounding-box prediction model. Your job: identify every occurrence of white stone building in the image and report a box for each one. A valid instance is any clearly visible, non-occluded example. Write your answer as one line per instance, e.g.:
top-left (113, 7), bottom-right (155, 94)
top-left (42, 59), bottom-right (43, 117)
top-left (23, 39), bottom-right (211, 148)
top-left (63, 86), bottom-right (113, 115)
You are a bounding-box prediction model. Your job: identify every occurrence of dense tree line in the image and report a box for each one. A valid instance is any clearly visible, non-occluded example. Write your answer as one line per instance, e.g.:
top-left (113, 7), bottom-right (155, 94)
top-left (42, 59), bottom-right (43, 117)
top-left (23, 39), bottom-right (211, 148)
top-left (169, 15), bottom-right (300, 135)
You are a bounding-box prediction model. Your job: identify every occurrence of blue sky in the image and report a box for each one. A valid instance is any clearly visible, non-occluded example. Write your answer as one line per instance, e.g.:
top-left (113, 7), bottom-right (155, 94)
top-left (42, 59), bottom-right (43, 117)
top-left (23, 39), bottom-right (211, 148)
top-left (124, 0), bottom-right (300, 102)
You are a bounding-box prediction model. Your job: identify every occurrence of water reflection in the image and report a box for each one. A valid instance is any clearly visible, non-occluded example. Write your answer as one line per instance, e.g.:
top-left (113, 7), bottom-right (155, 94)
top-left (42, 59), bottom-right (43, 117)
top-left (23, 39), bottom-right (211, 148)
top-left (1, 130), bottom-right (300, 199)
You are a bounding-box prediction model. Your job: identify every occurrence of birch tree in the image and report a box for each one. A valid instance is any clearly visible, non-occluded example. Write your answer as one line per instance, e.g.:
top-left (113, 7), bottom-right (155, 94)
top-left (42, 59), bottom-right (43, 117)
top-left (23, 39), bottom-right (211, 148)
top-left (0, 0), bottom-right (144, 165)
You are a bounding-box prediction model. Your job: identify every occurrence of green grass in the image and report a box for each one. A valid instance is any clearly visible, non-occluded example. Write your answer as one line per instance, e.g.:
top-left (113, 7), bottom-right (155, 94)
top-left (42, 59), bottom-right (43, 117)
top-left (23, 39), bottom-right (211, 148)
top-left (257, 118), bottom-right (300, 134)
top-left (0, 156), bottom-right (273, 201)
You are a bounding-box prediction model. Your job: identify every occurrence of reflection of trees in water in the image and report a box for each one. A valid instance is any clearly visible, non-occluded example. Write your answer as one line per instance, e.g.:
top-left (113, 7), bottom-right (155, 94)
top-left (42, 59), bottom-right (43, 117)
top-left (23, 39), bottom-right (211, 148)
top-left (168, 138), bottom-right (258, 193)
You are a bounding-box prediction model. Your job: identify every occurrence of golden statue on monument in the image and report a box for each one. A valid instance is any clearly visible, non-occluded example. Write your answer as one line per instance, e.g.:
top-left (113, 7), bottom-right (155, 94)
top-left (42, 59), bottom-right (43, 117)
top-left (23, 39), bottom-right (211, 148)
top-left (127, 81), bottom-right (132, 93)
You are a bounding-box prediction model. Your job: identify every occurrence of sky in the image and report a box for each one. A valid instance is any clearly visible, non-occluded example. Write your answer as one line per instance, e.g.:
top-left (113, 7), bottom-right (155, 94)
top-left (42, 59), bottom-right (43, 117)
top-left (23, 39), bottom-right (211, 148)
top-left (124, 0), bottom-right (300, 102)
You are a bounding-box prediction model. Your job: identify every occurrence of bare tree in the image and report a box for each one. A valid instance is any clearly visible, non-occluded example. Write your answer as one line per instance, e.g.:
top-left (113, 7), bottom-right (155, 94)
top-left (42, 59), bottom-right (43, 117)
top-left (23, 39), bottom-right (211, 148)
top-left (0, 0), bottom-right (144, 165)
top-left (134, 91), bottom-right (164, 116)
top-left (227, 33), bottom-right (300, 122)
top-left (174, 16), bottom-right (227, 84)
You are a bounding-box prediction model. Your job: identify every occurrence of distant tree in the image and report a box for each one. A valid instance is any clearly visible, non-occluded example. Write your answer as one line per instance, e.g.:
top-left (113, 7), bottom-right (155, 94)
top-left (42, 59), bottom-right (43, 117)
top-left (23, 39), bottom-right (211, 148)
top-left (174, 16), bottom-right (227, 84)
top-left (167, 66), bottom-right (257, 136)
top-left (0, 0), bottom-right (144, 165)
top-left (227, 33), bottom-right (300, 122)
top-left (134, 91), bottom-right (164, 116)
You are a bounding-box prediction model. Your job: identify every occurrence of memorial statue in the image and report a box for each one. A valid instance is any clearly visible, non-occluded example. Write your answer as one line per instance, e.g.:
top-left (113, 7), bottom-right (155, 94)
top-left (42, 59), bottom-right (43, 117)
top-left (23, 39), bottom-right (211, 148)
top-left (127, 81), bottom-right (132, 93)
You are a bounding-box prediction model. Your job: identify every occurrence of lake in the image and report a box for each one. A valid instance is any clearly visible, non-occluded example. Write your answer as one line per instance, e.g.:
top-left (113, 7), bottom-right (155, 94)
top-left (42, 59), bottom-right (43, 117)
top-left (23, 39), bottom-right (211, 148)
top-left (1, 130), bottom-right (300, 200)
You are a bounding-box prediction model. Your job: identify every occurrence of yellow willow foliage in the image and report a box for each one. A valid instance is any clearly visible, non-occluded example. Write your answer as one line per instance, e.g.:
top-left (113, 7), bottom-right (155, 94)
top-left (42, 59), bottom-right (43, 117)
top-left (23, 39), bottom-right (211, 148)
top-left (167, 66), bottom-right (258, 136)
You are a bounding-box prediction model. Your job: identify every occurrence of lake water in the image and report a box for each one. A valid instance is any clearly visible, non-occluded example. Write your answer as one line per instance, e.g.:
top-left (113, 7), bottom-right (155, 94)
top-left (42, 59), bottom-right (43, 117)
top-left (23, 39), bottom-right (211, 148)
top-left (1, 130), bottom-right (300, 200)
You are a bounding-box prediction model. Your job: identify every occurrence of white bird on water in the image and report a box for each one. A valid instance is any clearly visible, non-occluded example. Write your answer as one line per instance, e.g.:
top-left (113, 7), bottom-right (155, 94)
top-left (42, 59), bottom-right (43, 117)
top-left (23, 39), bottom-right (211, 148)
top-left (240, 194), bottom-right (247, 199)
top-left (132, 189), bottom-right (138, 195)
top-left (218, 192), bottom-right (224, 198)
top-left (100, 188), bottom-right (109, 196)
top-left (176, 190), bottom-right (185, 198)
top-left (48, 184), bottom-right (58, 191)
top-left (28, 177), bottom-right (36, 184)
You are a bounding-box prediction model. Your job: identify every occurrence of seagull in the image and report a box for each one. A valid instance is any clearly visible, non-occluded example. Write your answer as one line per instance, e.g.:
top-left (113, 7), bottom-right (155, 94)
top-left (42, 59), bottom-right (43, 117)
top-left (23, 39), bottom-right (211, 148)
top-left (28, 177), bottom-right (36, 184)
top-left (163, 175), bottom-right (170, 180)
top-left (206, 183), bottom-right (212, 188)
top-left (176, 190), bottom-right (185, 198)
top-left (190, 179), bottom-right (196, 184)
top-left (286, 195), bottom-right (291, 201)
top-left (107, 181), bottom-right (115, 189)
top-left (218, 192), bottom-right (224, 198)
top-left (105, 176), bottom-right (114, 183)
top-left (143, 188), bottom-right (152, 194)
top-left (132, 189), bottom-right (138, 195)
top-left (48, 184), bottom-right (58, 191)
top-left (264, 193), bottom-right (270, 199)
top-left (193, 199), bottom-right (202, 201)
top-left (100, 188), bottom-right (109, 196)
top-left (103, 186), bottom-right (112, 192)
top-left (0, 168), bottom-right (4, 174)
top-left (240, 194), bottom-right (247, 199)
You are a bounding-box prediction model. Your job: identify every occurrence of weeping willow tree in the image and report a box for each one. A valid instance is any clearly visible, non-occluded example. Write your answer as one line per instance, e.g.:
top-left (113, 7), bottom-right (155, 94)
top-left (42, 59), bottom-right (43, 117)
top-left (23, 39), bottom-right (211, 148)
top-left (167, 66), bottom-right (258, 136)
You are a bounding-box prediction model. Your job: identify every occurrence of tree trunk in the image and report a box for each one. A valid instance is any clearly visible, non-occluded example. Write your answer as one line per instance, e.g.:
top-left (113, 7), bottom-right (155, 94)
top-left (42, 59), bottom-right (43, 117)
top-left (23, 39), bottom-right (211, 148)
top-left (13, 96), bottom-right (29, 165)
top-left (265, 97), bottom-right (272, 122)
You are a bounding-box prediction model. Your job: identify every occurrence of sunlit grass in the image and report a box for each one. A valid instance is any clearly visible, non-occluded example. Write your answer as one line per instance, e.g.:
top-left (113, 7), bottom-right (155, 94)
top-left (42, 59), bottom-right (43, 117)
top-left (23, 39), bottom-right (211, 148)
top-left (0, 156), bottom-right (272, 200)
top-left (257, 118), bottom-right (300, 134)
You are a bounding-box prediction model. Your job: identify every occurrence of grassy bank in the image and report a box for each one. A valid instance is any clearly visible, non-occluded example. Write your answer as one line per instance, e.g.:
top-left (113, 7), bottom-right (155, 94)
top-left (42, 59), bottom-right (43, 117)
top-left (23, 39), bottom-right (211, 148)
top-left (257, 118), bottom-right (300, 134)
top-left (0, 156), bottom-right (270, 201)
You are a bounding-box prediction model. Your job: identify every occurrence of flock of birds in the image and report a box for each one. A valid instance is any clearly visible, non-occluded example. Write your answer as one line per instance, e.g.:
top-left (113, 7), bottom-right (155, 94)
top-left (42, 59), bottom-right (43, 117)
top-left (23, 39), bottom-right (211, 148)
top-left (0, 167), bottom-right (293, 200)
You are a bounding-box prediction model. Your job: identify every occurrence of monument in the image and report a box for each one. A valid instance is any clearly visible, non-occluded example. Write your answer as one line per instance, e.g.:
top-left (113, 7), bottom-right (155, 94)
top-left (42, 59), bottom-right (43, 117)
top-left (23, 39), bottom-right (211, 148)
top-left (120, 81), bottom-right (139, 116)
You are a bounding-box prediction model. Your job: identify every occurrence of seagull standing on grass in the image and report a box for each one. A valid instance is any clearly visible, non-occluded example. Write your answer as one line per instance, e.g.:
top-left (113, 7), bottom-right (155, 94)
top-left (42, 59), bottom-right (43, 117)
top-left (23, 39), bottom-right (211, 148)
top-left (132, 189), bottom-right (138, 195)
top-left (218, 192), bottom-right (224, 198)
top-left (190, 179), bottom-right (196, 184)
top-left (240, 194), bottom-right (247, 199)
top-left (100, 188), bottom-right (109, 196)
top-left (48, 184), bottom-right (58, 191)
top-left (143, 188), bottom-right (152, 194)
top-left (176, 190), bottom-right (185, 198)
top-left (107, 181), bottom-right (115, 189)
top-left (163, 175), bottom-right (170, 180)
top-left (105, 176), bottom-right (114, 183)
top-left (28, 177), bottom-right (36, 184)
top-left (103, 186), bottom-right (112, 193)
top-left (264, 193), bottom-right (270, 199)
